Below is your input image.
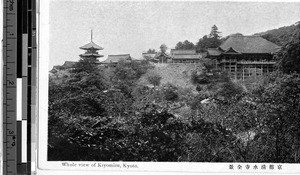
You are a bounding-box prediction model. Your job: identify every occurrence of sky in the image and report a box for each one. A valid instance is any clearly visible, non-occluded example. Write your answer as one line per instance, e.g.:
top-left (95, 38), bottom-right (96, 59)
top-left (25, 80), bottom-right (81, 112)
top-left (49, 0), bottom-right (300, 69)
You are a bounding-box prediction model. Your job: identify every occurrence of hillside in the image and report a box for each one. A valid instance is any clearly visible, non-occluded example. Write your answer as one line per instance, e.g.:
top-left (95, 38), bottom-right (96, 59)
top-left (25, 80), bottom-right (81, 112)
top-left (255, 22), bottom-right (299, 46)
top-left (138, 63), bottom-right (201, 89)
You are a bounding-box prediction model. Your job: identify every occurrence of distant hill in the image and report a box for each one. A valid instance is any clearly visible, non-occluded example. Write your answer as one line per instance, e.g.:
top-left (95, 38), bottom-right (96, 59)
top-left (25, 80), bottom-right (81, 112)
top-left (255, 22), bottom-right (299, 46)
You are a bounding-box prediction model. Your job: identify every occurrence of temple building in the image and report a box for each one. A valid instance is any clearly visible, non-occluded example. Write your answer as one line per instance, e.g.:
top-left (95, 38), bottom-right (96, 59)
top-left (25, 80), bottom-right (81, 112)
top-left (79, 30), bottom-right (104, 63)
top-left (142, 52), bottom-right (157, 61)
top-left (102, 54), bottom-right (132, 66)
top-left (170, 49), bottom-right (204, 63)
top-left (50, 31), bottom-right (103, 73)
top-left (207, 34), bottom-right (280, 81)
top-left (154, 51), bottom-right (172, 63)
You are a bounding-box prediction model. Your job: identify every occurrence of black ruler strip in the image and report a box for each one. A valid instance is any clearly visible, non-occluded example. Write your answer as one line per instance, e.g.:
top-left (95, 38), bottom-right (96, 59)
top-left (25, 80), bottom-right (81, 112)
top-left (27, 0), bottom-right (36, 173)
top-left (27, 68), bottom-right (32, 174)
top-left (17, 0), bottom-right (22, 78)
top-left (17, 121), bottom-right (22, 164)
top-left (22, 0), bottom-right (28, 34)
top-left (28, 0), bottom-right (32, 11)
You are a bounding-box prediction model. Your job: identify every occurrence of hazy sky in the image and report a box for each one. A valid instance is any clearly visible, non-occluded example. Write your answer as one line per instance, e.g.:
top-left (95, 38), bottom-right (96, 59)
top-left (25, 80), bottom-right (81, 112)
top-left (49, 0), bottom-right (300, 69)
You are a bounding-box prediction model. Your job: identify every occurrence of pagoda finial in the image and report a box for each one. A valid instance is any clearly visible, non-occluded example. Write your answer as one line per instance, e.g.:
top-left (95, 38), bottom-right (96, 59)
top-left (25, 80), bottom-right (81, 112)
top-left (91, 29), bottom-right (93, 42)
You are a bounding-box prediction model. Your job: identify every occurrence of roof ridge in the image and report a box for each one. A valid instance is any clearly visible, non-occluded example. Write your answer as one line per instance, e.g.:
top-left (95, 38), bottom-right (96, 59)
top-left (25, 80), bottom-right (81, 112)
top-left (108, 54), bottom-right (130, 56)
top-left (171, 49), bottom-right (196, 50)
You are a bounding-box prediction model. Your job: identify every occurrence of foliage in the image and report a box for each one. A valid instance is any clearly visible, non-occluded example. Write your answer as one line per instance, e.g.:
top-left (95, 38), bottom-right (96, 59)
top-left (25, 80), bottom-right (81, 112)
top-left (276, 22), bottom-right (300, 74)
top-left (110, 60), bottom-right (152, 96)
top-left (256, 22), bottom-right (300, 46)
top-left (160, 44), bottom-right (168, 53)
top-left (146, 48), bottom-right (156, 54)
top-left (254, 73), bottom-right (300, 162)
top-left (209, 25), bottom-right (222, 39)
top-left (175, 40), bottom-right (195, 50)
top-left (191, 59), bottom-right (234, 98)
top-left (196, 25), bottom-right (222, 52)
top-left (162, 83), bottom-right (179, 102)
top-left (261, 33), bottom-right (282, 46)
top-left (147, 73), bottom-right (162, 87)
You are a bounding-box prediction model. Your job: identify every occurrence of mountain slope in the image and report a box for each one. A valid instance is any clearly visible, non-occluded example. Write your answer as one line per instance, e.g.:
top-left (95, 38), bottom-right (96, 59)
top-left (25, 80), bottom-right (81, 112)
top-left (255, 22), bottom-right (299, 46)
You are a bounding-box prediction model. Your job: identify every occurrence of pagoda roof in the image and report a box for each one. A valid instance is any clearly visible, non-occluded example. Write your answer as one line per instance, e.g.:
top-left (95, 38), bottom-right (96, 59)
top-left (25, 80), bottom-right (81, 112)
top-left (219, 35), bottom-right (280, 54)
top-left (80, 41), bottom-right (103, 50)
top-left (80, 53), bottom-right (104, 57)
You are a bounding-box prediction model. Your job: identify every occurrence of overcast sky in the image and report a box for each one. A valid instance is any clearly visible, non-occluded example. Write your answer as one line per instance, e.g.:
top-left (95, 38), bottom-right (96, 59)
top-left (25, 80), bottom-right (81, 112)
top-left (49, 0), bottom-right (300, 69)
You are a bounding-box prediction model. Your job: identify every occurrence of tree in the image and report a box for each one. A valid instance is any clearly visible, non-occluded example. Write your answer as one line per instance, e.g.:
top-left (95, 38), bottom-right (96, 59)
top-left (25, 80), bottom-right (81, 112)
top-left (147, 73), bottom-right (162, 88)
top-left (276, 22), bottom-right (300, 74)
top-left (196, 25), bottom-right (222, 52)
top-left (146, 49), bottom-right (156, 54)
top-left (110, 60), bottom-right (152, 97)
top-left (261, 33), bottom-right (282, 46)
top-left (209, 25), bottom-right (222, 39)
top-left (160, 44), bottom-right (168, 53)
top-left (253, 73), bottom-right (300, 162)
top-left (175, 40), bottom-right (195, 50)
top-left (208, 25), bottom-right (222, 48)
top-left (196, 35), bottom-right (211, 52)
top-left (162, 83), bottom-right (179, 102)
top-left (72, 56), bottom-right (99, 74)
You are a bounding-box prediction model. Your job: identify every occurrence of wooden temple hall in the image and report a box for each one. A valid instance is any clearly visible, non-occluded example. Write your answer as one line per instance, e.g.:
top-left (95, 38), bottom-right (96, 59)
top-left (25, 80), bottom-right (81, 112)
top-left (207, 34), bottom-right (280, 80)
top-left (170, 49), bottom-right (204, 63)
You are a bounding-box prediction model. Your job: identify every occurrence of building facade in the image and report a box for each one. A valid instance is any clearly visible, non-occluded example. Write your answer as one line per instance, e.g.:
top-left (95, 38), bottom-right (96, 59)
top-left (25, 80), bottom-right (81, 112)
top-left (102, 54), bottom-right (132, 66)
top-left (207, 34), bottom-right (280, 81)
top-left (170, 49), bottom-right (204, 63)
top-left (154, 52), bottom-right (172, 63)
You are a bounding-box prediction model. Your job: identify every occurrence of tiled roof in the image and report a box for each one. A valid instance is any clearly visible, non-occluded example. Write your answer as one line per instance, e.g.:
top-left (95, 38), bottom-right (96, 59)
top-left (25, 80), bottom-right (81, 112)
top-left (102, 54), bottom-right (131, 63)
top-left (171, 49), bottom-right (196, 55)
top-left (220, 35), bottom-right (280, 54)
top-left (207, 48), bottom-right (222, 56)
top-left (62, 61), bottom-right (77, 68)
top-left (155, 51), bottom-right (171, 58)
top-left (172, 54), bottom-right (202, 60)
top-left (142, 53), bottom-right (157, 58)
top-left (79, 53), bottom-right (104, 57)
top-left (80, 41), bottom-right (103, 50)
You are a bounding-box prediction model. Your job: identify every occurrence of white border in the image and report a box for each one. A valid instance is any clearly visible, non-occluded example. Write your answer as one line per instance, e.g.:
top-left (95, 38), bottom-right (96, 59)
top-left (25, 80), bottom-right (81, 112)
top-left (0, 0), bottom-right (3, 174)
top-left (38, 0), bottom-right (49, 170)
top-left (38, 0), bottom-right (300, 174)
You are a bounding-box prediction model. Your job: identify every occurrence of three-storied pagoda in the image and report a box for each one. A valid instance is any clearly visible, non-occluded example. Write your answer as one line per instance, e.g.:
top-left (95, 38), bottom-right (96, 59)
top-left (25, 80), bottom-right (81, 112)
top-left (79, 30), bottom-right (104, 62)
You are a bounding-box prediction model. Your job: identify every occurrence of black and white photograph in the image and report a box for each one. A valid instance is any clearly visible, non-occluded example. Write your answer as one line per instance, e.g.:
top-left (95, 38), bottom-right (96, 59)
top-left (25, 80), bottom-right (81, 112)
top-left (39, 0), bottom-right (300, 173)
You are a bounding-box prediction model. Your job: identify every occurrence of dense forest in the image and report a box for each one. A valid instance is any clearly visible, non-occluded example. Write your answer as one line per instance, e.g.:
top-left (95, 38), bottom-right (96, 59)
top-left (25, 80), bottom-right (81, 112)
top-left (256, 22), bottom-right (300, 46)
top-left (48, 23), bottom-right (300, 162)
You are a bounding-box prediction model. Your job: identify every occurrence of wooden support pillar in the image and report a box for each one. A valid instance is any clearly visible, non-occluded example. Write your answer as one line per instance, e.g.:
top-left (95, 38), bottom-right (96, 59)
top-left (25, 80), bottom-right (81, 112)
top-left (255, 64), bottom-right (257, 80)
top-left (235, 63), bottom-right (237, 80)
top-left (242, 65), bottom-right (245, 81)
